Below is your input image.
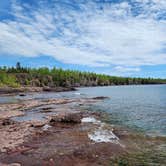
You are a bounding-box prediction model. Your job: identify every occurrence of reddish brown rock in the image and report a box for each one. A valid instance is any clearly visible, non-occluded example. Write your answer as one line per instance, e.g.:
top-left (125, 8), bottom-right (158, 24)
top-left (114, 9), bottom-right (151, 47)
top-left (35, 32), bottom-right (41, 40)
top-left (50, 112), bottom-right (83, 124)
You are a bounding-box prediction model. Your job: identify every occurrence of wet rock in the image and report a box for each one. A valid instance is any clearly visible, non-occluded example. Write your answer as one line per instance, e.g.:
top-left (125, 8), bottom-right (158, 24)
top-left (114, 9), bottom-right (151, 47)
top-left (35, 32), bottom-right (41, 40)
top-left (42, 107), bottom-right (52, 111)
top-left (19, 93), bottom-right (26, 97)
top-left (50, 113), bottom-right (83, 124)
top-left (2, 119), bottom-right (15, 126)
top-left (40, 109), bottom-right (52, 113)
top-left (92, 96), bottom-right (109, 100)
top-left (40, 107), bottom-right (53, 113)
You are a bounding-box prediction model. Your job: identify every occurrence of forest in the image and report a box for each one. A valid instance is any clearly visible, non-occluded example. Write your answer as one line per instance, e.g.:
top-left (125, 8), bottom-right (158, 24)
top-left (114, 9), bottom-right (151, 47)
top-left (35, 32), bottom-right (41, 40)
top-left (0, 62), bottom-right (166, 88)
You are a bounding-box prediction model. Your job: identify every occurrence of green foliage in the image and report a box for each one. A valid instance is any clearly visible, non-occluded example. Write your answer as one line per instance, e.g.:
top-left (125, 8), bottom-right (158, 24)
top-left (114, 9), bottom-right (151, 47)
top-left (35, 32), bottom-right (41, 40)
top-left (109, 149), bottom-right (166, 166)
top-left (0, 62), bottom-right (166, 87)
top-left (0, 72), bottom-right (20, 87)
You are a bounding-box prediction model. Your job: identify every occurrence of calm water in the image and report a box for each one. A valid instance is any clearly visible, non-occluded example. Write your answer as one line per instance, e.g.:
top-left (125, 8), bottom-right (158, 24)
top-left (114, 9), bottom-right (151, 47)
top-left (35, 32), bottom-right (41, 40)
top-left (77, 85), bottom-right (166, 136)
top-left (0, 85), bottom-right (166, 136)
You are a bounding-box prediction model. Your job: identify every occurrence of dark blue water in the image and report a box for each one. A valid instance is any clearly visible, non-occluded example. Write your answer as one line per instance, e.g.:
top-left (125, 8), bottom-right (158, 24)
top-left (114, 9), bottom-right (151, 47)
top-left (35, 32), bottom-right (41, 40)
top-left (77, 85), bottom-right (166, 136)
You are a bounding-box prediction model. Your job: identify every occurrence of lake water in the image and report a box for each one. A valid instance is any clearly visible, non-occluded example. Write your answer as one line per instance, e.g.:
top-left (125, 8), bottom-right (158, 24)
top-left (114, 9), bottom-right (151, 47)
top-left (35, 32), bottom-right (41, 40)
top-left (77, 85), bottom-right (166, 136)
top-left (0, 85), bottom-right (166, 136)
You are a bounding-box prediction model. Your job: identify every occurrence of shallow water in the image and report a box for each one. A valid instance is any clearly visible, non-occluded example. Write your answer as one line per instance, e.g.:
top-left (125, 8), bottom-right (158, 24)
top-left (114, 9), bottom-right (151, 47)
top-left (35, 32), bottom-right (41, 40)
top-left (0, 96), bottom-right (20, 104)
top-left (0, 91), bottom-right (85, 104)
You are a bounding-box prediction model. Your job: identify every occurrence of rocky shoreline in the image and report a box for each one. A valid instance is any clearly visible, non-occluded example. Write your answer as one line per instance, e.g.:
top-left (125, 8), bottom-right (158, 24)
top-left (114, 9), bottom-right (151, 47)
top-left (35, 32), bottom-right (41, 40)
top-left (0, 94), bottom-right (165, 166)
top-left (0, 86), bottom-right (76, 96)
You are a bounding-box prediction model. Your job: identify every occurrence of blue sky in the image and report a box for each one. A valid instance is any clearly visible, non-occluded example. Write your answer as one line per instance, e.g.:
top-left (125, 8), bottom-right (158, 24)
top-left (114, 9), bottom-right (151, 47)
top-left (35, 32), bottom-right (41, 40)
top-left (0, 0), bottom-right (166, 78)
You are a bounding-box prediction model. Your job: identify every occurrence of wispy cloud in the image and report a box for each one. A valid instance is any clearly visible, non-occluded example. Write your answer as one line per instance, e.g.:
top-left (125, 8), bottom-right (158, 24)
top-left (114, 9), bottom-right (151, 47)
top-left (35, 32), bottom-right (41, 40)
top-left (0, 0), bottom-right (166, 73)
top-left (114, 66), bottom-right (140, 73)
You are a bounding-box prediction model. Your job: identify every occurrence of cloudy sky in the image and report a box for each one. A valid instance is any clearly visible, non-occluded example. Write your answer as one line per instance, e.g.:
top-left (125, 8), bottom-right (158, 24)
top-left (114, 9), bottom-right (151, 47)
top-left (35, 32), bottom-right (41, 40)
top-left (0, 0), bottom-right (166, 78)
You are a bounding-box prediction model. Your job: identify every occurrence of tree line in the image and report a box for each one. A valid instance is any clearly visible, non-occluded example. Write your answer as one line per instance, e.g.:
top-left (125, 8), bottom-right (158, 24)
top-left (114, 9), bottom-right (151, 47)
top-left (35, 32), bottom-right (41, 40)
top-left (0, 62), bottom-right (166, 88)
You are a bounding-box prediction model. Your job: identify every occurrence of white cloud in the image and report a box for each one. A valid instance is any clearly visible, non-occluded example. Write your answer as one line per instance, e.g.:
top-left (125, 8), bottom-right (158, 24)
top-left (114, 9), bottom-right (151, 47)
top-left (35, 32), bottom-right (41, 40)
top-left (114, 66), bottom-right (141, 73)
top-left (0, 0), bottom-right (166, 73)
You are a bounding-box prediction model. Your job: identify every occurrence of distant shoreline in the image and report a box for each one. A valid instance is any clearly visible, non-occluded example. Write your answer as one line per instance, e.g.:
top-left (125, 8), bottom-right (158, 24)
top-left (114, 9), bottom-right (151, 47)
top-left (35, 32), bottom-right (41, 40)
top-left (0, 86), bottom-right (76, 95)
top-left (0, 84), bottom-right (166, 95)
top-left (1, 63), bottom-right (166, 89)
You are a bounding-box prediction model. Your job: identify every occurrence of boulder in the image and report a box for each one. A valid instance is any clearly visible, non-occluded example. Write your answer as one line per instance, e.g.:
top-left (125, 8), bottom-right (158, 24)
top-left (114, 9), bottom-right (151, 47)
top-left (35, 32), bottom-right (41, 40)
top-left (50, 113), bottom-right (83, 124)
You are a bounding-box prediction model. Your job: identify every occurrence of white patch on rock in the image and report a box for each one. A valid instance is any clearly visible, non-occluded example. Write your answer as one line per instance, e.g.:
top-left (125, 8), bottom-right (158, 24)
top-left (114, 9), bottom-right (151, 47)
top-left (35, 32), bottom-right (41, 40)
top-left (74, 92), bottom-right (81, 95)
top-left (42, 124), bottom-right (51, 131)
top-left (81, 117), bottom-right (101, 124)
top-left (82, 117), bottom-right (123, 146)
top-left (88, 129), bottom-right (119, 143)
